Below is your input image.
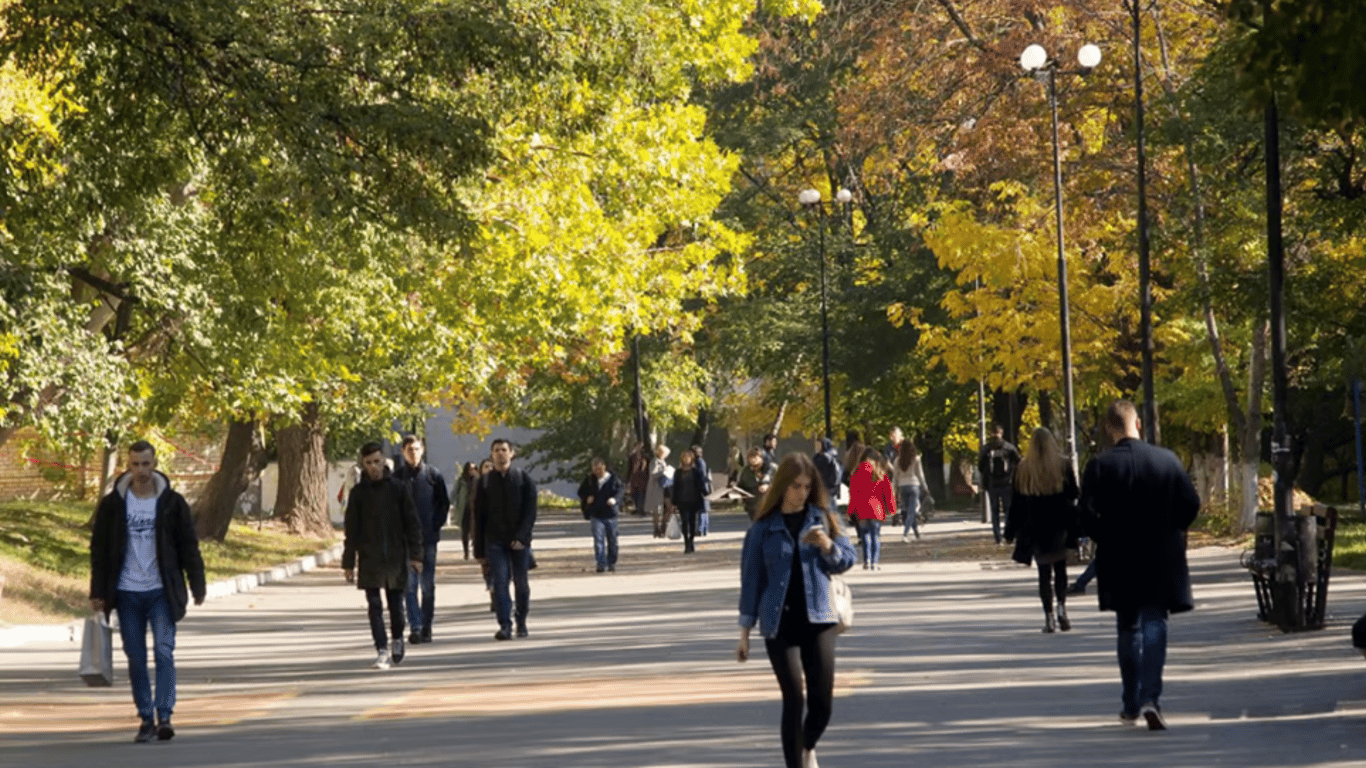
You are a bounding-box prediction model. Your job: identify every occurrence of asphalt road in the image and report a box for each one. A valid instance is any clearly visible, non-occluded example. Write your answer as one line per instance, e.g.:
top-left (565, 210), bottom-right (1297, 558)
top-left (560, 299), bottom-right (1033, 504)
top-left (5, 509), bottom-right (1366, 768)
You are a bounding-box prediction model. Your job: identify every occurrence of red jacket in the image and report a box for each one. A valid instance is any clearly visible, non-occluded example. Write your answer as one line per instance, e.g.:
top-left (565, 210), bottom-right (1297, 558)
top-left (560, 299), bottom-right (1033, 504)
top-left (850, 461), bottom-right (897, 521)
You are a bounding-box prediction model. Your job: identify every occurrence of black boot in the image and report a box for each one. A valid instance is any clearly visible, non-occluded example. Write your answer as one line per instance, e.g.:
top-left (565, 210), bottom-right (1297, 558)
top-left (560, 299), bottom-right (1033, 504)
top-left (1042, 603), bottom-right (1056, 633)
top-left (1056, 603), bottom-right (1071, 632)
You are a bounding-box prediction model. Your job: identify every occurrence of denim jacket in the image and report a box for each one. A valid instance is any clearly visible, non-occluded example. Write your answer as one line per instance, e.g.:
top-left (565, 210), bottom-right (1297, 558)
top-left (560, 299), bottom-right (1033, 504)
top-left (738, 503), bottom-right (857, 639)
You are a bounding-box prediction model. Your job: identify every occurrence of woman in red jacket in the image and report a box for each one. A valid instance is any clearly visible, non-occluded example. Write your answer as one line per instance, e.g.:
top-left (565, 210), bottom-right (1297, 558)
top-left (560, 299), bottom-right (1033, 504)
top-left (849, 447), bottom-right (897, 570)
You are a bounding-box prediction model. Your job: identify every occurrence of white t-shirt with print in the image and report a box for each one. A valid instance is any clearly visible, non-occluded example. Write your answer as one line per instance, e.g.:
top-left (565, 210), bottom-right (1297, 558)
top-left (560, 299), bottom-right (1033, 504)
top-left (118, 492), bottom-right (163, 592)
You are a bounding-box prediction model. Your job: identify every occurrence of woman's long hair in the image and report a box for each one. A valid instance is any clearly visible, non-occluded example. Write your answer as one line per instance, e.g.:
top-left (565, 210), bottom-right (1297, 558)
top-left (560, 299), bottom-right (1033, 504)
top-left (1015, 427), bottom-right (1065, 496)
top-left (460, 462), bottom-right (478, 481)
top-left (896, 438), bottom-right (919, 472)
top-left (755, 453), bottom-right (841, 535)
top-left (859, 447), bottom-right (887, 481)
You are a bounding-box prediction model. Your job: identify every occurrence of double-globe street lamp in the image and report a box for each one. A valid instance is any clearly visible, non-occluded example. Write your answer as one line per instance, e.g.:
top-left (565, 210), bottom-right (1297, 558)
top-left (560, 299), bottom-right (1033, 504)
top-left (799, 186), bottom-right (853, 441)
top-left (1020, 41), bottom-right (1102, 477)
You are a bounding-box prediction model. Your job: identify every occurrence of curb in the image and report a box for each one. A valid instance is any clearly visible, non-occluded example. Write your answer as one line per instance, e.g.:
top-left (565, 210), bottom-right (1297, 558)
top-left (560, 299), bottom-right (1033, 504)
top-left (0, 542), bottom-right (344, 649)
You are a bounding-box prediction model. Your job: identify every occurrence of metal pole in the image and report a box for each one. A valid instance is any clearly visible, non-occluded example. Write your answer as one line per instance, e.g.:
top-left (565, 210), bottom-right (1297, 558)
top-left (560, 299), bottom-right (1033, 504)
top-left (1134, 0), bottom-right (1157, 444)
top-left (1048, 67), bottom-right (1079, 479)
top-left (977, 277), bottom-right (988, 523)
top-left (1354, 379), bottom-right (1364, 522)
top-left (819, 211), bottom-right (833, 441)
top-left (632, 332), bottom-right (648, 451)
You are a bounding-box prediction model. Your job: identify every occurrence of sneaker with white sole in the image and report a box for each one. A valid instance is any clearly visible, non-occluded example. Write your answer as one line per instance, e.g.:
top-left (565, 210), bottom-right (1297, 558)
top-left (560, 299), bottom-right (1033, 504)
top-left (1140, 702), bottom-right (1166, 730)
top-left (372, 648), bottom-right (392, 670)
top-left (802, 747), bottom-right (819, 768)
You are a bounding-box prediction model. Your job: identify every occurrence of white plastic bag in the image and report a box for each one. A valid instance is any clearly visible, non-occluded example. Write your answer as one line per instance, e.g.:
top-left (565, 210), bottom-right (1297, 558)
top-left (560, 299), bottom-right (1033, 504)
top-left (79, 613), bottom-right (114, 687)
top-left (665, 514), bottom-right (682, 540)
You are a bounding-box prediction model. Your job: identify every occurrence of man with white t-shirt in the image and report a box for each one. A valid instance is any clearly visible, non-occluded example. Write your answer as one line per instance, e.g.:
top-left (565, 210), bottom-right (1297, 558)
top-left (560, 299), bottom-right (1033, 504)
top-left (89, 441), bottom-right (206, 743)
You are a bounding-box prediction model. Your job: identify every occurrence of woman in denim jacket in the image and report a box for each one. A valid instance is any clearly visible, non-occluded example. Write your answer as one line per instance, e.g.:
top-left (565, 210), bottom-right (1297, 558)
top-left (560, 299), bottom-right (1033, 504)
top-left (737, 453), bottom-right (857, 768)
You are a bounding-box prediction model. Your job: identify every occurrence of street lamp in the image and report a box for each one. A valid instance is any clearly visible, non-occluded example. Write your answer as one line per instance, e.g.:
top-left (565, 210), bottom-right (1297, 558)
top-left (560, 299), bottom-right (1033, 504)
top-left (800, 187), bottom-right (852, 441)
top-left (1020, 42), bottom-right (1101, 477)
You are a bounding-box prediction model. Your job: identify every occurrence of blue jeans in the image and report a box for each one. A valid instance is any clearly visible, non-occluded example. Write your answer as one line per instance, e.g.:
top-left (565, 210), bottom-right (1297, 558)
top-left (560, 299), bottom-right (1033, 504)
top-left (1074, 557), bottom-right (1097, 589)
top-left (405, 541), bottom-right (438, 636)
top-left (1116, 605), bottom-right (1169, 715)
top-left (985, 485), bottom-right (1011, 543)
top-left (897, 486), bottom-right (920, 537)
top-left (591, 516), bottom-right (619, 569)
top-left (486, 541), bottom-right (530, 632)
top-left (858, 519), bottom-right (882, 566)
top-left (115, 588), bottom-right (176, 723)
top-left (699, 509), bottom-right (710, 536)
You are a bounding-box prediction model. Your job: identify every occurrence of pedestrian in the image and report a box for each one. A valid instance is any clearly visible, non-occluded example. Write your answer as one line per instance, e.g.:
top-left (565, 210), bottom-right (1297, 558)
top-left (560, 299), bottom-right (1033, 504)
top-left (883, 426), bottom-right (904, 464)
top-left (1004, 427), bottom-right (1079, 633)
top-left (762, 432), bottom-right (780, 469)
top-left (735, 446), bottom-right (773, 519)
top-left (649, 445), bottom-right (674, 538)
top-left (89, 440), bottom-right (206, 743)
top-left (472, 458), bottom-right (497, 611)
top-left (577, 456), bottom-right (623, 573)
top-left (473, 438), bottom-right (538, 640)
top-left (977, 423), bottom-right (1021, 545)
top-left (1079, 400), bottom-right (1201, 730)
top-left (627, 442), bottom-right (651, 517)
top-left (693, 444), bottom-right (713, 536)
top-left (393, 434), bottom-right (450, 645)
top-left (849, 447), bottom-right (896, 570)
top-left (342, 442), bottom-right (423, 670)
top-left (455, 462), bottom-right (478, 560)
top-left (812, 437), bottom-right (842, 511)
top-left (892, 438), bottom-right (929, 541)
top-left (669, 447), bottom-right (710, 553)
top-left (737, 453), bottom-right (856, 768)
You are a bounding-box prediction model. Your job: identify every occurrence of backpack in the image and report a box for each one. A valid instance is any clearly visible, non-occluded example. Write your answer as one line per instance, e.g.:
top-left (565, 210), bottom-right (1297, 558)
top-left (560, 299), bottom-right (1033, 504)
top-left (988, 446), bottom-right (1013, 482)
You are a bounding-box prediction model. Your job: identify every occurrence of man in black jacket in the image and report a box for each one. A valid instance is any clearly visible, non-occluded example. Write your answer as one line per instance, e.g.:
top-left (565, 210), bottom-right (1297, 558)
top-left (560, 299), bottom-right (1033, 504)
top-left (343, 442), bottom-right (423, 670)
top-left (394, 434), bottom-right (450, 645)
top-left (474, 438), bottom-right (537, 640)
top-left (977, 424), bottom-right (1021, 545)
top-left (812, 437), bottom-right (842, 504)
top-left (1080, 400), bottom-right (1201, 731)
top-left (89, 440), bottom-right (206, 743)
top-left (577, 457), bottom-right (623, 573)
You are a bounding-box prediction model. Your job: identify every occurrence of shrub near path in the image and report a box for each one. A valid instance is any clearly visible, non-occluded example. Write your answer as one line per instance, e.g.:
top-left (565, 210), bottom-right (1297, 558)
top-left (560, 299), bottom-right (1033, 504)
top-left (0, 501), bottom-right (334, 625)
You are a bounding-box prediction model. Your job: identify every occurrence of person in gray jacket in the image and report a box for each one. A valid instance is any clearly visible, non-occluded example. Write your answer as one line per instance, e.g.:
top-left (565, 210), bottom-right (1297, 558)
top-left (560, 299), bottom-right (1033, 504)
top-left (343, 441), bottom-right (423, 670)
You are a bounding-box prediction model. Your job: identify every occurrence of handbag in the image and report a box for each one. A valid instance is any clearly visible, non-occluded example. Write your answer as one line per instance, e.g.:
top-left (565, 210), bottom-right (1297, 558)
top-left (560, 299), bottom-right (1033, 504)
top-left (830, 575), bottom-right (854, 634)
top-left (79, 613), bottom-right (114, 687)
top-left (665, 514), bottom-right (682, 540)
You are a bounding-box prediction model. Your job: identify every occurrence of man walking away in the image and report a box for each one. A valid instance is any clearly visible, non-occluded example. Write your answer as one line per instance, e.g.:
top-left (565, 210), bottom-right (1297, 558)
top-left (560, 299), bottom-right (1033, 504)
top-left (577, 457), bottom-right (623, 572)
top-left (1080, 400), bottom-right (1201, 730)
top-left (812, 437), bottom-right (842, 506)
top-left (977, 424), bottom-right (1021, 545)
top-left (343, 442), bottom-right (423, 670)
top-left (474, 438), bottom-right (538, 640)
top-left (394, 435), bottom-right (450, 645)
top-left (90, 440), bottom-right (206, 743)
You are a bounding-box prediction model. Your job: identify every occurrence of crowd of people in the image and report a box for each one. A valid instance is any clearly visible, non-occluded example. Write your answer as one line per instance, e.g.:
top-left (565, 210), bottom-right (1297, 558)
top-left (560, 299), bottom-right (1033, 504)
top-left (89, 400), bottom-right (1204, 760)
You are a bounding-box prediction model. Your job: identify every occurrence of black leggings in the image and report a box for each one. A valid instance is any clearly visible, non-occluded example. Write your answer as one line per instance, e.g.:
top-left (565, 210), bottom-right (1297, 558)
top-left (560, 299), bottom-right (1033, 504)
top-left (765, 622), bottom-right (838, 768)
top-left (1037, 560), bottom-right (1068, 610)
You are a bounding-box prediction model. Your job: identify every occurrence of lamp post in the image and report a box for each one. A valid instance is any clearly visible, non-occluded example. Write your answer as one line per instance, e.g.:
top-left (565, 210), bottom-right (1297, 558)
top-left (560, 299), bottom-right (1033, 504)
top-left (800, 187), bottom-right (852, 441)
top-left (1020, 42), bottom-right (1101, 477)
top-left (1131, 0), bottom-right (1157, 444)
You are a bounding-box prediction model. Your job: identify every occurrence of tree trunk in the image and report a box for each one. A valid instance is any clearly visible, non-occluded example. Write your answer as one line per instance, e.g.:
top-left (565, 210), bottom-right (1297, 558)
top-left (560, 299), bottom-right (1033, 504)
top-left (193, 419), bottom-right (269, 542)
top-left (1239, 321), bottom-right (1269, 531)
top-left (768, 399), bottom-right (788, 440)
top-left (990, 389), bottom-right (1027, 445)
top-left (922, 433), bottom-right (947, 502)
top-left (275, 403), bottom-right (332, 537)
top-left (690, 406), bottom-right (710, 451)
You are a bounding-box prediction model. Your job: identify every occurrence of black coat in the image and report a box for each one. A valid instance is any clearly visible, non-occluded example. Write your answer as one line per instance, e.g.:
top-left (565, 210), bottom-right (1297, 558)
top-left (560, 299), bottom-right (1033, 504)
top-left (393, 461), bottom-right (451, 544)
top-left (89, 471), bottom-right (206, 623)
top-left (669, 463), bottom-right (711, 513)
top-left (577, 471), bottom-right (623, 519)
top-left (1005, 463), bottom-right (1079, 565)
top-left (473, 466), bottom-right (538, 558)
top-left (342, 470), bottom-right (423, 590)
top-left (1080, 437), bottom-right (1202, 614)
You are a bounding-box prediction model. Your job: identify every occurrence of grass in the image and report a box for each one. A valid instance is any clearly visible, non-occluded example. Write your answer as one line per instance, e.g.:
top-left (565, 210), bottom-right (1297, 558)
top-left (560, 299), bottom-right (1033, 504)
top-left (1332, 518), bottom-right (1366, 571)
top-left (0, 500), bottom-right (334, 625)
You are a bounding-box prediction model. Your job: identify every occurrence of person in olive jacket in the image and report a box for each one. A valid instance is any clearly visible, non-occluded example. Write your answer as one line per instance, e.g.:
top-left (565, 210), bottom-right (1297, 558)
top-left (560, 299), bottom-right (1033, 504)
top-left (1080, 400), bottom-right (1201, 731)
top-left (89, 440), bottom-right (206, 743)
top-left (343, 441), bottom-right (423, 671)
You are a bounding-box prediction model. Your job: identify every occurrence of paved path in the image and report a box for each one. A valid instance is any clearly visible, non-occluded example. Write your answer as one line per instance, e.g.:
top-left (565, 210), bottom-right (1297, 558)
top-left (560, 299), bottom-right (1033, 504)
top-left (5, 511), bottom-right (1366, 767)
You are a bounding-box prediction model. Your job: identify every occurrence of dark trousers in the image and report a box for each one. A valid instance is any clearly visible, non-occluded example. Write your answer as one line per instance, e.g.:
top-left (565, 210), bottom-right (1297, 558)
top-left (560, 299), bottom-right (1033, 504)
top-left (486, 541), bottom-right (530, 631)
top-left (404, 541), bottom-right (438, 636)
top-left (985, 484), bottom-right (1011, 543)
top-left (765, 621), bottom-right (839, 768)
top-left (460, 507), bottom-right (472, 558)
top-left (678, 506), bottom-right (700, 552)
top-left (365, 588), bottom-right (405, 650)
top-left (1116, 605), bottom-right (1169, 715)
top-left (1037, 560), bottom-right (1067, 611)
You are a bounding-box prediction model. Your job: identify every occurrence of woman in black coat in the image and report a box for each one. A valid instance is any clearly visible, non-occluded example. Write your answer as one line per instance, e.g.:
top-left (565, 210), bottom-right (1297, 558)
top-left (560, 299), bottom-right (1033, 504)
top-left (1004, 427), bottom-right (1079, 633)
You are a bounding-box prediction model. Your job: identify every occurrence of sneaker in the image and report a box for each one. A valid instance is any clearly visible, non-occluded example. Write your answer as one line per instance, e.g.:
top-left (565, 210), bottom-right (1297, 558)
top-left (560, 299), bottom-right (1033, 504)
top-left (494, 628), bottom-right (512, 641)
top-left (1140, 702), bottom-right (1166, 731)
top-left (409, 631), bottom-right (424, 645)
top-left (596, 565), bottom-right (606, 573)
top-left (516, 625), bottom-right (528, 639)
top-left (802, 747), bottom-right (819, 768)
top-left (420, 628), bottom-right (432, 644)
top-left (1066, 582), bottom-right (1086, 596)
top-left (156, 717), bottom-right (175, 741)
top-left (372, 648), bottom-right (392, 670)
top-left (134, 719), bottom-right (157, 743)
top-left (391, 636), bottom-right (406, 664)
top-left (901, 534), bottom-right (910, 543)
top-left (1119, 710), bottom-right (1140, 725)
